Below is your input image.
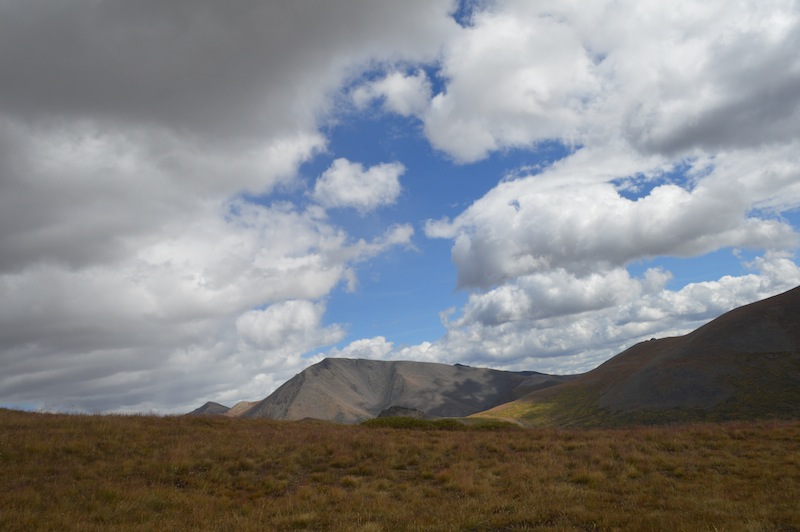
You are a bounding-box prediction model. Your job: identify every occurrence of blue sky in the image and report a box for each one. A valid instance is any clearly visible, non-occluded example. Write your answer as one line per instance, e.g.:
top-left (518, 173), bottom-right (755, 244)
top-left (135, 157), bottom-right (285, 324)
top-left (1, 0), bottom-right (799, 412)
top-left (306, 110), bottom-right (573, 349)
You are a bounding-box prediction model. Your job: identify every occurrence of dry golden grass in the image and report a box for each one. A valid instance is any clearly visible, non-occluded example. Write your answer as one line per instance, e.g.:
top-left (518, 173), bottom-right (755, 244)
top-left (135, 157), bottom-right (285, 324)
top-left (1, 408), bottom-right (799, 531)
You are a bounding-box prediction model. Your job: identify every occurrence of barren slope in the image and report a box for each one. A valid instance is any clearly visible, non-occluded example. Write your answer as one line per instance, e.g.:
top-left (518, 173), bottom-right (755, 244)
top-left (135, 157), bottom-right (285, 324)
top-left (238, 358), bottom-right (576, 424)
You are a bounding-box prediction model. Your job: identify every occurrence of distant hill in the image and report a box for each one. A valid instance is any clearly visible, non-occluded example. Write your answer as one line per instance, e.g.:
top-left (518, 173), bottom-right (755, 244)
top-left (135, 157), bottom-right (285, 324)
top-left (476, 285), bottom-right (800, 427)
top-left (188, 401), bottom-right (230, 416)
top-left (231, 358), bottom-right (577, 424)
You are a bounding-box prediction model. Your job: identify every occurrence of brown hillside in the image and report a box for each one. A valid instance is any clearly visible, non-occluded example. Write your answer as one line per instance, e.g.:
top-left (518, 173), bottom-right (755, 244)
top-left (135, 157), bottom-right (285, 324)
top-left (478, 285), bottom-right (800, 426)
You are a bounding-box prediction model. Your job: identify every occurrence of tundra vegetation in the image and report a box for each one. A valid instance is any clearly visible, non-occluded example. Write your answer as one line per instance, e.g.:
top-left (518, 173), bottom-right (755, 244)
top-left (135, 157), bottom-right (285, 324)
top-left (2, 409), bottom-right (799, 531)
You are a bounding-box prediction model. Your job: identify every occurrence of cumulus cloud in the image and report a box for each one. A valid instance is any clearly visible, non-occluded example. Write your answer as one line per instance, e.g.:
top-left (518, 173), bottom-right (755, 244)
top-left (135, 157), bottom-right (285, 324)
top-left (424, 3), bottom-right (597, 162)
top-left (326, 336), bottom-right (395, 359)
top-left (426, 150), bottom-right (800, 289)
top-left (352, 70), bottom-right (433, 116)
top-left (236, 301), bottom-right (345, 363)
top-left (313, 158), bottom-right (405, 213)
top-left (0, 121), bottom-right (325, 274)
top-left (420, 0), bottom-right (800, 162)
top-left (451, 268), bottom-right (670, 327)
top-left (327, 335), bottom-right (447, 366)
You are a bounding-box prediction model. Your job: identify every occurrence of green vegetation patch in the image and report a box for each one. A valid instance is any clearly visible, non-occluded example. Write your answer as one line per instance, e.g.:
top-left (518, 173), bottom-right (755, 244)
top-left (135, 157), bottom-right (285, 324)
top-left (475, 385), bottom-right (612, 428)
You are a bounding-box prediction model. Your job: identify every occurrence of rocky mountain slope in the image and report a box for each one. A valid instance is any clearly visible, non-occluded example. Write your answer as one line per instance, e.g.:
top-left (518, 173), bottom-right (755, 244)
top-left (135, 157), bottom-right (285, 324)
top-left (477, 285), bottom-right (800, 426)
top-left (194, 359), bottom-right (576, 423)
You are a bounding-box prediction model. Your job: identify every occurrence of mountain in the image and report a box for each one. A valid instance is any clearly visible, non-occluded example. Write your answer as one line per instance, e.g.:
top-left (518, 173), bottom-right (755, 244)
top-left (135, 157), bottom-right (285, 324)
top-left (235, 358), bottom-right (577, 424)
top-left (476, 285), bottom-right (800, 427)
top-left (188, 401), bottom-right (230, 416)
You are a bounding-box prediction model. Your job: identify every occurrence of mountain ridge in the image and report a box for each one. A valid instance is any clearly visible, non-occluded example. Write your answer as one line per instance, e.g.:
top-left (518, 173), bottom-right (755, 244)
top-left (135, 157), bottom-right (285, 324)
top-left (240, 358), bottom-right (578, 423)
top-left (191, 358), bottom-right (577, 423)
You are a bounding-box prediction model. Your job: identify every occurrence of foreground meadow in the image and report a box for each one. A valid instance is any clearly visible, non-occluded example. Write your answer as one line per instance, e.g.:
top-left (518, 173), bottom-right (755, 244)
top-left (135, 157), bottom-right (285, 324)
top-left (1, 409), bottom-right (799, 531)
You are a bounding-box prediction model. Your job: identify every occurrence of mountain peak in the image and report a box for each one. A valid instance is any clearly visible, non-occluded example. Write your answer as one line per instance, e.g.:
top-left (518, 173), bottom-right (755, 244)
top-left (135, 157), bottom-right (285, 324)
top-left (187, 401), bottom-right (230, 416)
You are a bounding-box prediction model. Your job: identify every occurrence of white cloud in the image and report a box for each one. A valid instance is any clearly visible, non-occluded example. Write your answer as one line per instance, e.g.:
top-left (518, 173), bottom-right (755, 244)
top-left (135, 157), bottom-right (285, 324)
top-left (313, 158), bottom-right (405, 213)
top-left (327, 336), bottom-right (446, 366)
top-left (424, 4), bottom-right (597, 162)
top-left (236, 301), bottom-right (345, 362)
top-left (0, 121), bottom-right (325, 274)
top-left (426, 151), bottom-right (799, 289)
top-left (352, 70), bottom-right (433, 116)
top-left (419, 0), bottom-right (800, 162)
top-left (326, 336), bottom-right (395, 359)
top-left (453, 267), bottom-right (670, 327)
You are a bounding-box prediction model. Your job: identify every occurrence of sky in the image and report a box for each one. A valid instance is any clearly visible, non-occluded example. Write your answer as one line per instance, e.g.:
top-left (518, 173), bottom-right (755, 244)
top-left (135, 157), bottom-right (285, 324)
top-left (1, 0), bottom-right (800, 413)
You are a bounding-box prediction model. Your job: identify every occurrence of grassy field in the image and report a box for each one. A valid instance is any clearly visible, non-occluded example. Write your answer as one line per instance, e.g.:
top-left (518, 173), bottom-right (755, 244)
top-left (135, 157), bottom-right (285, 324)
top-left (1, 409), bottom-right (799, 531)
